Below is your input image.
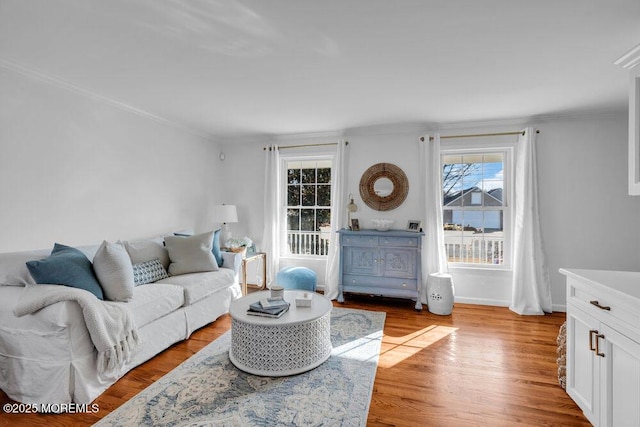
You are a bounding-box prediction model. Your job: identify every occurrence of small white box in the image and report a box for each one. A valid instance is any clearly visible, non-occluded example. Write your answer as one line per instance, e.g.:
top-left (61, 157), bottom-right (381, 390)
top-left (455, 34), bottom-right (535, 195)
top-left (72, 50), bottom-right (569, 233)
top-left (295, 292), bottom-right (313, 307)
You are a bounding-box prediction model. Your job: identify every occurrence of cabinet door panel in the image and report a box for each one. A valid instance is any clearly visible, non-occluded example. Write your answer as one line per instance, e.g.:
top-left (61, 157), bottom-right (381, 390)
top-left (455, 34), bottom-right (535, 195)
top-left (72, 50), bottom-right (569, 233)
top-left (344, 247), bottom-right (379, 276)
top-left (567, 304), bottom-right (599, 425)
top-left (601, 324), bottom-right (640, 427)
top-left (380, 248), bottom-right (417, 279)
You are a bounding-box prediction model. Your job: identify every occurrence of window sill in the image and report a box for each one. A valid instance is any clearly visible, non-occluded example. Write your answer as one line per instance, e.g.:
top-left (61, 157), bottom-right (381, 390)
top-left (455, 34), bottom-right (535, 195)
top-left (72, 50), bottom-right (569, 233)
top-left (447, 264), bottom-right (512, 273)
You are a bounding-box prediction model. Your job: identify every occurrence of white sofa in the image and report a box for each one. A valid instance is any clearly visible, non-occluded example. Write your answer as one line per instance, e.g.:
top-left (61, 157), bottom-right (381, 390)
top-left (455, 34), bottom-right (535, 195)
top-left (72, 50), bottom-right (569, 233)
top-left (0, 234), bottom-right (242, 405)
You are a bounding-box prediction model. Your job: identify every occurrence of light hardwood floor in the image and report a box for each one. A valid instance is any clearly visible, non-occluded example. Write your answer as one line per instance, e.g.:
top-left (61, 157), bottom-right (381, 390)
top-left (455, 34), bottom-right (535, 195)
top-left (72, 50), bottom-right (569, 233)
top-left (0, 295), bottom-right (589, 426)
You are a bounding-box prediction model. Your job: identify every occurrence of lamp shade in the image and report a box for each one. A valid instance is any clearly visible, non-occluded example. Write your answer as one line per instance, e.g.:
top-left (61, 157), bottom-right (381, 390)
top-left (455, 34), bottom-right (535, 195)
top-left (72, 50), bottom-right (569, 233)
top-left (214, 205), bottom-right (238, 223)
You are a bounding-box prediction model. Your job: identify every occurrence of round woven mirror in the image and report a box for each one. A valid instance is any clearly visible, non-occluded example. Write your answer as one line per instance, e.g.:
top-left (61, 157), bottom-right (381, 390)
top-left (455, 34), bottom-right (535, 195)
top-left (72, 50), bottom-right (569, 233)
top-left (359, 163), bottom-right (409, 211)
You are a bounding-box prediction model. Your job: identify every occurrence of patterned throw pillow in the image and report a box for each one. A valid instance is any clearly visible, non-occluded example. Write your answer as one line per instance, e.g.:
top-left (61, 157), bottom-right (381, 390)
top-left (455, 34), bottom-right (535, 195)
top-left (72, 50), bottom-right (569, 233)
top-left (132, 258), bottom-right (169, 286)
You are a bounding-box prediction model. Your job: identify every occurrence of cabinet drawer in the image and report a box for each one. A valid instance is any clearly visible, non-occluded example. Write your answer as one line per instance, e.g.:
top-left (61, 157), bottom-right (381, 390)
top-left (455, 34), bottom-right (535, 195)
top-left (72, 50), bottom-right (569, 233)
top-left (379, 236), bottom-right (419, 247)
top-left (342, 235), bottom-right (379, 247)
top-left (568, 278), bottom-right (640, 339)
top-left (343, 274), bottom-right (418, 291)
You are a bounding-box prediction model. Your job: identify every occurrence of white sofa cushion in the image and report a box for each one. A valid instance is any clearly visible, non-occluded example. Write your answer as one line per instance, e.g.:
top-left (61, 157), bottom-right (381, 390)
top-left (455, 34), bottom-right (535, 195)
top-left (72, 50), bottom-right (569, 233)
top-left (155, 268), bottom-right (234, 306)
top-left (164, 231), bottom-right (218, 276)
top-left (125, 283), bottom-right (184, 329)
top-left (93, 241), bottom-right (135, 301)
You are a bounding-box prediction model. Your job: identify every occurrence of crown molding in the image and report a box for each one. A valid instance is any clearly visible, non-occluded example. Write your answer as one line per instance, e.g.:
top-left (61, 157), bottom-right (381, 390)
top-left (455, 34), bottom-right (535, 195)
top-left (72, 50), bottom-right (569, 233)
top-left (0, 57), bottom-right (218, 142)
top-left (614, 42), bottom-right (640, 69)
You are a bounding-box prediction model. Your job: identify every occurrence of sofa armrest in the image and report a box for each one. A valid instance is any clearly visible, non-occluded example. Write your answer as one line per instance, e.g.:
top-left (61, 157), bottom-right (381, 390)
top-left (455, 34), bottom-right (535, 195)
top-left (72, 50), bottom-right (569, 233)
top-left (221, 251), bottom-right (242, 277)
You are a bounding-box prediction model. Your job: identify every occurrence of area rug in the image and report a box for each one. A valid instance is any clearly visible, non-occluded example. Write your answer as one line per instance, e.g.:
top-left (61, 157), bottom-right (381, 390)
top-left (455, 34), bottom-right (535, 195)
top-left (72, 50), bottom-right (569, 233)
top-left (96, 307), bottom-right (385, 427)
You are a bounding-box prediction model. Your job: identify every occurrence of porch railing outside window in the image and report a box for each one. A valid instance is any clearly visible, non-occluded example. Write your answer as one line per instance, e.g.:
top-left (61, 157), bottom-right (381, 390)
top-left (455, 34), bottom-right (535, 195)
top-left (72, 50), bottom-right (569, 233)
top-left (444, 234), bottom-right (504, 265)
top-left (287, 230), bottom-right (330, 256)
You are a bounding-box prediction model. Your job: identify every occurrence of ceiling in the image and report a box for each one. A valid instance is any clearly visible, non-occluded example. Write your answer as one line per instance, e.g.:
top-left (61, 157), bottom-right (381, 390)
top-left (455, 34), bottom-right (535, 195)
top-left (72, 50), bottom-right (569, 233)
top-left (1, 0), bottom-right (640, 140)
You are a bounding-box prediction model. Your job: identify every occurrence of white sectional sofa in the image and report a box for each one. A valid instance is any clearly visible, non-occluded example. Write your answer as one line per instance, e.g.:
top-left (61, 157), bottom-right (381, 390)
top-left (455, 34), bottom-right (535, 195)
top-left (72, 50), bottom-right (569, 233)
top-left (0, 232), bottom-right (242, 405)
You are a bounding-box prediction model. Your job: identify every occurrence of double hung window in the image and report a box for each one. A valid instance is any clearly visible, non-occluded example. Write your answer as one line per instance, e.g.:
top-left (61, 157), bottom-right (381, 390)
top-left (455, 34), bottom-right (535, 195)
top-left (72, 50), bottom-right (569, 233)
top-left (284, 158), bottom-right (332, 257)
top-left (442, 149), bottom-right (511, 267)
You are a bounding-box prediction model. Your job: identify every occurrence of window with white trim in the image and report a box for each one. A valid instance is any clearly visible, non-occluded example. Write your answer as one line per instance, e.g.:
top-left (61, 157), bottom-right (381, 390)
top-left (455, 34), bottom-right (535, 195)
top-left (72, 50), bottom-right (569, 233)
top-left (284, 157), bottom-right (332, 257)
top-left (442, 149), bottom-right (511, 267)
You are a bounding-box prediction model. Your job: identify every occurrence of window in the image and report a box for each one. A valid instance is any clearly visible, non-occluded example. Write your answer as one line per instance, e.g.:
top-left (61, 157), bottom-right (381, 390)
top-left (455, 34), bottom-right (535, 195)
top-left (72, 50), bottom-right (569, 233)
top-left (442, 150), bottom-right (510, 266)
top-left (285, 158), bottom-right (332, 256)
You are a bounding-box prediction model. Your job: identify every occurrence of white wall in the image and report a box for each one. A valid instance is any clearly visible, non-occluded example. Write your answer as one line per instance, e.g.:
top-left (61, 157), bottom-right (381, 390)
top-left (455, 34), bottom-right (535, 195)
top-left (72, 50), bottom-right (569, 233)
top-left (537, 114), bottom-right (640, 309)
top-left (0, 67), bottom-right (222, 252)
top-left (221, 113), bottom-right (640, 311)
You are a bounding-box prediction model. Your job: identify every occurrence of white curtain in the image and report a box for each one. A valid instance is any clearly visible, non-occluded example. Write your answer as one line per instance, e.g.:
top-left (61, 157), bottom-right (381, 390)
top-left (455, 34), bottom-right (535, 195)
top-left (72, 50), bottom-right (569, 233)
top-left (261, 144), bottom-right (281, 287)
top-left (324, 140), bottom-right (349, 300)
top-left (510, 127), bottom-right (552, 315)
top-left (420, 134), bottom-right (448, 304)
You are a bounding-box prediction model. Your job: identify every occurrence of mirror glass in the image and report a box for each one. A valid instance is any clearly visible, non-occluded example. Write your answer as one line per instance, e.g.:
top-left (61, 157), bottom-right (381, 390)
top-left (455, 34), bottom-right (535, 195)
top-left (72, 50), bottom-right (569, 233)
top-left (359, 163), bottom-right (409, 211)
top-left (374, 177), bottom-right (394, 197)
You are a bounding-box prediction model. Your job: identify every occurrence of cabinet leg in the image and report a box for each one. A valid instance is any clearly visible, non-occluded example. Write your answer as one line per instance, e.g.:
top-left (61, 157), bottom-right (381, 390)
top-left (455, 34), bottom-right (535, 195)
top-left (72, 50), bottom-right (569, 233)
top-left (415, 300), bottom-right (423, 311)
top-left (338, 288), bottom-right (344, 303)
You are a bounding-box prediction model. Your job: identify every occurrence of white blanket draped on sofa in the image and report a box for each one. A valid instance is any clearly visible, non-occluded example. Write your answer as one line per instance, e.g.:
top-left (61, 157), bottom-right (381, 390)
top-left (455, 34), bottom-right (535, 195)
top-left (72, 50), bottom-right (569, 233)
top-left (14, 284), bottom-right (139, 373)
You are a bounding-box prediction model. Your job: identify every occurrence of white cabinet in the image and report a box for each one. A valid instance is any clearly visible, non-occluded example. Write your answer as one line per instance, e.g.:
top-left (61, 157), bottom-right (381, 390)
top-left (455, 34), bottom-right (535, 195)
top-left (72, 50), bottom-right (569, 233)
top-left (561, 269), bottom-right (640, 427)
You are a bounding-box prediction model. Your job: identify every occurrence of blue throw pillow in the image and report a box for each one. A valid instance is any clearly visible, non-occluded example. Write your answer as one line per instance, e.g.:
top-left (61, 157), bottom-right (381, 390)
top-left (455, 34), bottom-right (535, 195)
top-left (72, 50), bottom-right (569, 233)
top-left (212, 229), bottom-right (223, 267)
top-left (26, 243), bottom-right (104, 300)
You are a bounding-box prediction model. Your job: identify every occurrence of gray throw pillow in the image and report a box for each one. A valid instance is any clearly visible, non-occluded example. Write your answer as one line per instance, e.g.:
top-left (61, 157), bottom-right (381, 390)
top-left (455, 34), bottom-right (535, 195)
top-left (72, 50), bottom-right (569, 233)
top-left (93, 240), bottom-right (135, 301)
top-left (165, 231), bottom-right (219, 276)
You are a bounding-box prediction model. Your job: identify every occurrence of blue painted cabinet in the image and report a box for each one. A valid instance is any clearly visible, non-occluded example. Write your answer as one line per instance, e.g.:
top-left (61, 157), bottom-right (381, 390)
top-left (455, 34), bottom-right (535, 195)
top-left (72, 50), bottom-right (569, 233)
top-left (337, 229), bottom-right (424, 310)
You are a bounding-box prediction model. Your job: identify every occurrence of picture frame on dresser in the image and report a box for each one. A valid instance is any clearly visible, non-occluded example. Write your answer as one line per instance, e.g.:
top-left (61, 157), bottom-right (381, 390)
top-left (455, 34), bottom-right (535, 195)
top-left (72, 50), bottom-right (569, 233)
top-left (350, 218), bottom-right (360, 231)
top-left (406, 220), bottom-right (421, 231)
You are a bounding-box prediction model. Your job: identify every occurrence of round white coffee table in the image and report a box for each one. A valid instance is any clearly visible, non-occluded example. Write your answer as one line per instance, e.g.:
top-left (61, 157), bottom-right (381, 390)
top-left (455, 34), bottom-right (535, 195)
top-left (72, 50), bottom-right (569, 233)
top-left (229, 290), bottom-right (332, 376)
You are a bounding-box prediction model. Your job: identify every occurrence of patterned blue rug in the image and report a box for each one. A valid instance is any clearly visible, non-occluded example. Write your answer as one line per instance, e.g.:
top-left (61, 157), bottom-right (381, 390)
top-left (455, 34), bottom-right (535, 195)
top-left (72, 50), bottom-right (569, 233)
top-left (96, 307), bottom-right (385, 427)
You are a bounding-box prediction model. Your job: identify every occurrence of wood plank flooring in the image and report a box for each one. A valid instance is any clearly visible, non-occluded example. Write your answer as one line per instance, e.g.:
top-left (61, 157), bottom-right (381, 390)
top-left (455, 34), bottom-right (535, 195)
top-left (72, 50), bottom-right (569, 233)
top-left (0, 295), bottom-right (589, 426)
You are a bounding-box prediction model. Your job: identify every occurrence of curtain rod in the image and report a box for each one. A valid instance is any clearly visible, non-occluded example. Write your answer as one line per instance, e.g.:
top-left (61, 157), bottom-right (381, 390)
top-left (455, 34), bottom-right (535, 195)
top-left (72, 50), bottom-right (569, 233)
top-left (420, 129), bottom-right (539, 142)
top-left (263, 142), bottom-right (347, 151)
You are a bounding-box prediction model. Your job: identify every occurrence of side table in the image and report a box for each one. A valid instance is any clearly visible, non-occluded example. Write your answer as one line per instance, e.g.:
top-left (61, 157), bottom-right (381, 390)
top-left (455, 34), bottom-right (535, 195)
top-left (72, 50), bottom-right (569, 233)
top-left (241, 252), bottom-right (267, 295)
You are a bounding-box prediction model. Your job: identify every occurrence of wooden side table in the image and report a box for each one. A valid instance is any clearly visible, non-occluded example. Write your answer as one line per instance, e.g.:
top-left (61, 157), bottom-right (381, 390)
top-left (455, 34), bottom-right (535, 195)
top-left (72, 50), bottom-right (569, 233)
top-left (241, 252), bottom-right (267, 295)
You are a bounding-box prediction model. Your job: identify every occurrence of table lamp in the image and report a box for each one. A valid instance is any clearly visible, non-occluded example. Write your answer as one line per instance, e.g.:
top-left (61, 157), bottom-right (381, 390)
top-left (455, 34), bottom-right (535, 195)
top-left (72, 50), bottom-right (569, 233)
top-left (215, 204), bottom-right (238, 246)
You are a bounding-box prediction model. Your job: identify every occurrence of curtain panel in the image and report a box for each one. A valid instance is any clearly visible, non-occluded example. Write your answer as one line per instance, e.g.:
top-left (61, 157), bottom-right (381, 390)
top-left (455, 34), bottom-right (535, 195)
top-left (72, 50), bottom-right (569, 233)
top-left (420, 134), bottom-right (448, 304)
top-left (261, 145), bottom-right (281, 287)
top-left (510, 127), bottom-right (552, 315)
top-left (324, 140), bottom-right (349, 300)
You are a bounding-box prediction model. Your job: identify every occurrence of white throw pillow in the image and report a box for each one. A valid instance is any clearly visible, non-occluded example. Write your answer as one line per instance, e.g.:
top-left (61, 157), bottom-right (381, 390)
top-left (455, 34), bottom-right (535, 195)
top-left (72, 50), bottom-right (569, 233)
top-left (165, 231), bottom-right (219, 276)
top-left (123, 236), bottom-right (170, 270)
top-left (93, 240), bottom-right (135, 301)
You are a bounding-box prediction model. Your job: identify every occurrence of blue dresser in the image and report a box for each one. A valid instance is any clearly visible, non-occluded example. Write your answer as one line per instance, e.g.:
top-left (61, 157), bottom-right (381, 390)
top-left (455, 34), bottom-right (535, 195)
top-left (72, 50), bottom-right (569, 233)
top-left (337, 229), bottom-right (424, 310)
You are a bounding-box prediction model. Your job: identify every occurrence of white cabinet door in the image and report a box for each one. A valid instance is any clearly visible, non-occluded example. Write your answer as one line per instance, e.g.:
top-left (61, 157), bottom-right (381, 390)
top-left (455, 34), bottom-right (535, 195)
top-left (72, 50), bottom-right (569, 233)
top-left (600, 324), bottom-right (640, 427)
top-left (567, 304), bottom-right (600, 425)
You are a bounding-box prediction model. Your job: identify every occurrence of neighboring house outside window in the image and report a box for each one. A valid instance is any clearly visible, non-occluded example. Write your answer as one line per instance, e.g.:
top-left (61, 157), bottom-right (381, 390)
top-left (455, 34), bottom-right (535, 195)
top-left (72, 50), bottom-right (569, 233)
top-left (442, 149), bottom-right (512, 267)
top-left (284, 157), bottom-right (332, 257)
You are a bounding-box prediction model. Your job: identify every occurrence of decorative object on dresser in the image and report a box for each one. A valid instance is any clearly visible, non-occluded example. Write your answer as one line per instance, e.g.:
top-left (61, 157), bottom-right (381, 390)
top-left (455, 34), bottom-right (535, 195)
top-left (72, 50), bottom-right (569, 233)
top-left (370, 219), bottom-right (395, 231)
top-left (359, 163), bottom-right (409, 211)
top-left (560, 268), bottom-right (640, 427)
top-left (346, 194), bottom-right (358, 228)
top-left (351, 218), bottom-right (360, 231)
top-left (406, 220), bottom-right (421, 231)
top-left (338, 229), bottom-right (424, 310)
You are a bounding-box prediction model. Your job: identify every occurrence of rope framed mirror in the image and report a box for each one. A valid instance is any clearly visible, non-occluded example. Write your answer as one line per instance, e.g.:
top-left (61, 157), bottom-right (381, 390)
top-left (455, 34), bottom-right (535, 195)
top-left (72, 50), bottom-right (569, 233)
top-left (359, 163), bottom-right (409, 211)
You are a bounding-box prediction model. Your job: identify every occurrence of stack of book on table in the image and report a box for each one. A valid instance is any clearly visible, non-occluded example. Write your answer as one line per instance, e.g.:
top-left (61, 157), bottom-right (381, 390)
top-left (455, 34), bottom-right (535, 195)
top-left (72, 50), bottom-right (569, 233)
top-left (247, 297), bottom-right (290, 318)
